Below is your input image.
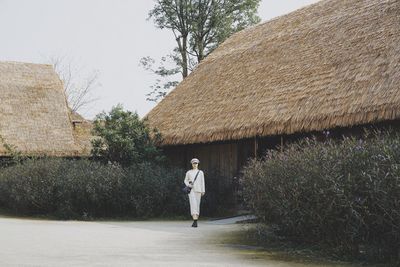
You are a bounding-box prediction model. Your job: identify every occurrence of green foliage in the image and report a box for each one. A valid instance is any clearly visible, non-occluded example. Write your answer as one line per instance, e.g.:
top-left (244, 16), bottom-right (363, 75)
top-left (0, 158), bottom-right (188, 219)
top-left (241, 130), bottom-right (400, 264)
top-left (201, 168), bottom-right (237, 216)
top-left (143, 0), bottom-right (261, 102)
top-left (91, 105), bottom-right (165, 167)
top-left (0, 134), bottom-right (26, 168)
top-left (188, 0), bottom-right (261, 59)
top-left (149, 0), bottom-right (261, 61)
top-left (0, 157), bottom-right (238, 219)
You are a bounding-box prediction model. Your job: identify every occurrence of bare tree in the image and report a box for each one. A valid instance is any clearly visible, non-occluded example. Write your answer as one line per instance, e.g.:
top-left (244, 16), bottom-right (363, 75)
top-left (49, 56), bottom-right (100, 114)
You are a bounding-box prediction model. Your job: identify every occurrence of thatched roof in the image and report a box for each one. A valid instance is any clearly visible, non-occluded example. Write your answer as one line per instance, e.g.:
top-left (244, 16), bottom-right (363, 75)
top-left (70, 110), bottom-right (93, 156)
top-left (0, 61), bottom-right (84, 156)
top-left (145, 0), bottom-right (400, 146)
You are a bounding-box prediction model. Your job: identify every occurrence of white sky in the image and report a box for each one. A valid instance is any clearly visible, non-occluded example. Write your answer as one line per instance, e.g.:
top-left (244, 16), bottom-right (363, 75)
top-left (0, 0), bottom-right (319, 119)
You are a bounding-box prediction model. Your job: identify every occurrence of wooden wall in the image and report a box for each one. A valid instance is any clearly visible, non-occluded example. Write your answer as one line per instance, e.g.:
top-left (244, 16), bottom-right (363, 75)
top-left (163, 141), bottom-right (242, 178)
top-left (162, 119), bottom-right (400, 180)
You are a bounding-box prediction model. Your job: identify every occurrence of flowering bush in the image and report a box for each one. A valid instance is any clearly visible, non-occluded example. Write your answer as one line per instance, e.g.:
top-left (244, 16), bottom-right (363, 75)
top-left (241, 130), bottom-right (400, 263)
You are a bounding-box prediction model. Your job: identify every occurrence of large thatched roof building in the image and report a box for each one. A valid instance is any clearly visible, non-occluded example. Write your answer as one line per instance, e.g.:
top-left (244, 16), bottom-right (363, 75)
top-left (0, 61), bottom-right (92, 157)
top-left (145, 0), bottom-right (400, 177)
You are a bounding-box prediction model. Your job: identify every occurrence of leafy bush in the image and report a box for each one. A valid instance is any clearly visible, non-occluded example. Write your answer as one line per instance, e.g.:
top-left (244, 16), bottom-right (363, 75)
top-left (0, 158), bottom-right (187, 219)
top-left (91, 105), bottom-right (165, 167)
top-left (241, 130), bottom-right (400, 263)
top-left (201, 168), bottom-right (237, 216)
top-left (123, 162), bottom-right (188, 217)
top-left (0, 157), bottom-right (237, 220)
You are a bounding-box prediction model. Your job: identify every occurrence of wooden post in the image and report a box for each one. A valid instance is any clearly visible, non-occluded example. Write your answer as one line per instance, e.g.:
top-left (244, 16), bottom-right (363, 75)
top-left (254, 136), bottom-right (258, 159)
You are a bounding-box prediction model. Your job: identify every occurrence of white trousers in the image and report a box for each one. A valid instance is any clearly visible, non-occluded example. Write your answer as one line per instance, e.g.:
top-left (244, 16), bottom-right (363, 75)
top-left (189, 191), bottom-right (202, 216)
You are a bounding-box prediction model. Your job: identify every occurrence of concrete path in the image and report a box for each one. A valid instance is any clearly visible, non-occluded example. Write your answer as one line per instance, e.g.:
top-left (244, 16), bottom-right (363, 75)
top-left (208, 214), bottom-right (257, 225)
top-left (0, 216), bottom-right (358, 267)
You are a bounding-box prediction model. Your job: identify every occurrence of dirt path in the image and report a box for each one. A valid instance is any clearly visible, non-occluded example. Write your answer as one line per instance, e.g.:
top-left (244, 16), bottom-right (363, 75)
top-left (0, 216), bottom-right (359, 266)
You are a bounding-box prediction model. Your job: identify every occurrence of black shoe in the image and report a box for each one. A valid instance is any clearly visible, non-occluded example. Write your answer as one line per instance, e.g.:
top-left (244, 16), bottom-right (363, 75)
top-left (191, 220), bottom-right (198, 228)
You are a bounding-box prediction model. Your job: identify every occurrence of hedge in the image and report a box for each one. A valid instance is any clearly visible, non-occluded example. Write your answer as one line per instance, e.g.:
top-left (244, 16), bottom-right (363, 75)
top-left (241, 131), bottom-right (400, 263)
top-left (0, 159), bottom-right (188, 219)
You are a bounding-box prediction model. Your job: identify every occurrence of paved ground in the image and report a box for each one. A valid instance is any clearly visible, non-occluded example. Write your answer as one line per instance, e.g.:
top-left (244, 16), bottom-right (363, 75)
top-left (0, 216), bottom-right (357, 267)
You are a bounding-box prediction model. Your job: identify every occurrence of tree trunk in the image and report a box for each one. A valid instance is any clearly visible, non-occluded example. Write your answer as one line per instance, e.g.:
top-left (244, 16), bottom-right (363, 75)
top-left (175, 34), bottom-right (189, 79)
top-left (197, 39), bottom-right (205, 63)
top-left (182, 36), bottom-right (188, 78)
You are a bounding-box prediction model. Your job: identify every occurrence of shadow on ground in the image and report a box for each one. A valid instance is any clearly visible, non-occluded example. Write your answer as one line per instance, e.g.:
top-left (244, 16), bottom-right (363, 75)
top-left (209, 217), bottom-right (387, 267)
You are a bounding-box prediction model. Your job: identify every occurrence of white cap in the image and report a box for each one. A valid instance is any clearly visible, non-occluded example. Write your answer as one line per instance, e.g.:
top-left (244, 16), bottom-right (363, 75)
top-left (190, 158), bottom-right (200, 164)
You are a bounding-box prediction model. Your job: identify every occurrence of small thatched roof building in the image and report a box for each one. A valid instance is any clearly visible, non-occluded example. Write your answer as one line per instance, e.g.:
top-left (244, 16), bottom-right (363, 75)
top-left (70, 109), bottom-right (94, 156)
top-left (0, 61), bottom-right (91, 157)
top-left (145, 0), bottom-right (400, 177)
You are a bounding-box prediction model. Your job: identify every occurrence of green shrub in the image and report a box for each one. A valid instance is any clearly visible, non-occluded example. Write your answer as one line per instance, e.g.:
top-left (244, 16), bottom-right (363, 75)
top-left (91, 105), bottom-right (165, 167)
top-left (201, 168), bottom-right (237, 216)
top-left (123, 162), bottom-right (188, 217)
top-left (241, 130), bottom-right (400, 263)
top-left (0, 157), bottom-right (235, 220)
top-left (0, 158), bottom-right (187, 219)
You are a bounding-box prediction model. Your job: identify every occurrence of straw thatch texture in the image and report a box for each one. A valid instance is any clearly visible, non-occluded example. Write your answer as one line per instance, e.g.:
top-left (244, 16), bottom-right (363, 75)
top-left (145, 0), bottom-right (400, 146)
top-left (70, 110), bottom-right (93, 156)
top-left (0, 61), bottom-right (81, 156)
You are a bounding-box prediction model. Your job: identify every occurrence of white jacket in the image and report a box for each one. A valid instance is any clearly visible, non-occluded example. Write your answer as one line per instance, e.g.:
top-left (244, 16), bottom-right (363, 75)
top-left (184, 169), bottom-right (205, 193)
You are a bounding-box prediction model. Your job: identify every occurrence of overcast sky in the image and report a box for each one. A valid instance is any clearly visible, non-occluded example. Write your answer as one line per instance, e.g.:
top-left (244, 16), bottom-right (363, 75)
top-left (0, 0), bottom-right (319, 119)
